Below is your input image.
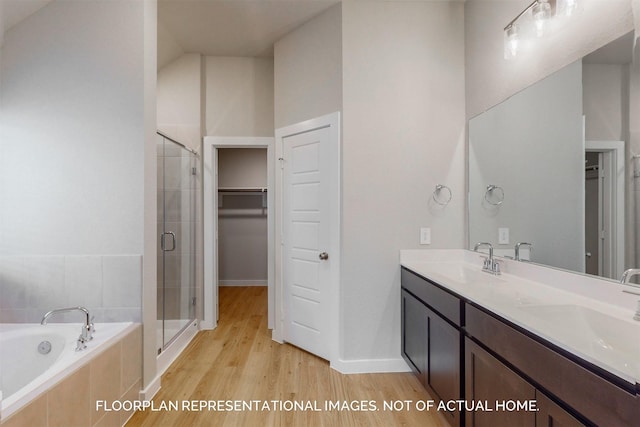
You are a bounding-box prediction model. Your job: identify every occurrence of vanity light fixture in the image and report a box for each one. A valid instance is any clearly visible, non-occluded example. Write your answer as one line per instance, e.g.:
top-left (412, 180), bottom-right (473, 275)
top-left (532, 0), bottom-right (551, 36)
top-left (504, 0), bottom-right (573, 59)
top-left (557, 0), bottom-right (579, 17)
top-left (504, 24), bottom-right (519, 60)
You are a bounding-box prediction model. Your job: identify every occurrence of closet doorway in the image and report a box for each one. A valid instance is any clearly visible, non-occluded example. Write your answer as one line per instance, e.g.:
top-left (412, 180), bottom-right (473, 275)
top-left (218, 148), bottom-right (268, 288)
top-left (203, 137), bottom-right (275, 330)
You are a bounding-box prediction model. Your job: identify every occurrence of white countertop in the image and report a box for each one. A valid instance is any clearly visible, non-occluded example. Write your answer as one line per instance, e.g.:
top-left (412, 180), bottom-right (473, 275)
top-left (400, 249), bottom-right (640, 387)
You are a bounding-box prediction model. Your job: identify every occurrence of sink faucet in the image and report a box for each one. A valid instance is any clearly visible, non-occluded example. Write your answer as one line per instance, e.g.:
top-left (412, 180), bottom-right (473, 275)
top-left (620, 270), bottom-right (640, 321)
top-left (620, 269), bottom-right (640, 286)
top-left (515, 242), bottom-right (533, 261)
top-left (474, 242), bottom-right (501, 275)
top-left (41, 306), bottom-right (94, 351)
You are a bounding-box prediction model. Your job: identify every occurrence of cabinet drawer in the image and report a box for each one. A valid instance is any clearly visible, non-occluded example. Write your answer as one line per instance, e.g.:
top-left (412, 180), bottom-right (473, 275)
top-left (401, 267), bottom-right (461, 326)
top-left (465, 304), bottom-right (640, 427)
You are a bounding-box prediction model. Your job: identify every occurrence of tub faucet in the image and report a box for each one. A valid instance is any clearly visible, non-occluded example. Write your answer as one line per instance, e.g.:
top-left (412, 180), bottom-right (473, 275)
top-left (474, 242), bottom-right (500, 275)
top-left (515, 242), bottom-right (533, 261)
top-left (41, 306), bottom-right (94, 351)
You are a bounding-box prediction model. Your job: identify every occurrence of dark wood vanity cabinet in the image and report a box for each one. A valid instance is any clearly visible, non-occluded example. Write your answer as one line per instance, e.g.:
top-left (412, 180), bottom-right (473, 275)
top-left (465, 304), bottom-right (638, 427)
top-left (465, 338), bottom-right (585, 427)
top-left (401, 289), bottom-right (429, 384)
top-left (401, 266), bottom-right (639, 427)
top-left (401, 268), bottom-right (462, 427)
top-left (465, 338), bottom-right (536, 427)
top-left (535, 392), bottom-right (585, 427)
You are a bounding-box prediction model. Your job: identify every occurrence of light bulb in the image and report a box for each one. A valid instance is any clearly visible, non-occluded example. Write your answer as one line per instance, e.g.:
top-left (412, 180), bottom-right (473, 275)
top-left (558, 0), bottom-right (578, 17)
top-left (532, 0), bottom-right (551, 37)
top-left (504, 25), bottom-right (519, 59)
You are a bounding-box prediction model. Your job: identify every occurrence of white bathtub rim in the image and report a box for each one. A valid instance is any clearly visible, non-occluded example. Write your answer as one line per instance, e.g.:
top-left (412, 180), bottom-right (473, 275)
top-left (0, 322), bottom-right (138, 422)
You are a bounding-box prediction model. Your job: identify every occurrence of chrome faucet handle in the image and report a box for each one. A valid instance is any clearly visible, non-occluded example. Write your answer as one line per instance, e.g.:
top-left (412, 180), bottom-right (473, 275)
top-left (515, 242), bottom-right (533, 261)
top-left (634, 301), bottom-right (640, 321)
top-left (492, 260), bottom-right (501, 275)
top-left (481, 257), bottom-right (491, 268)
top-left (76, 336), bottom-right (87, 351)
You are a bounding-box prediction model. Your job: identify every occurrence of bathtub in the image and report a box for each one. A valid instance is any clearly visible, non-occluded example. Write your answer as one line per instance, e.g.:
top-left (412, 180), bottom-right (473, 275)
top-left (0, 322), bottom-right (137, 422)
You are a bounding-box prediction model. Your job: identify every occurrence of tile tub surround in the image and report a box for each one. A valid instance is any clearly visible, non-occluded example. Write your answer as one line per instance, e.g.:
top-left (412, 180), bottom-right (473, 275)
top-left (0, 255), bottom-right (142, 323)
top-left (0, 323), bottom-right (142, 427)
top-left (400, 249), bottom-right (640, 386)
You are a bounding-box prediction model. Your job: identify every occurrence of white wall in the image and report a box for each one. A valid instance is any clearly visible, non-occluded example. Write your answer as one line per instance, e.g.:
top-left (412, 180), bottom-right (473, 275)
top-left (340, 1), bottom-right (466, 363)
top-left (205, 56), bottom-right (274, 137)
top-left (157, 53), bottom-right (202, 152)
top-left (274, 4), bottom-right (342, 128)
top-left (465, 0), bottom-right (634, 119)
top-left (0, 0), bottom-right (145, 256)
top-left (469, 61), bottom-right (585, 272)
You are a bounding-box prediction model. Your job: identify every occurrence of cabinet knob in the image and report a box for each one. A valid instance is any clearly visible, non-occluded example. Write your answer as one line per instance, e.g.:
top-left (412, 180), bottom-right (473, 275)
top-left (319, 252), bottom-right (329, 261)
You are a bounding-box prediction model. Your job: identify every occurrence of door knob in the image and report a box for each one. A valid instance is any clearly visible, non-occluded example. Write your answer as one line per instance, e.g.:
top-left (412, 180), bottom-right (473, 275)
top-left (319, 252), bottom-right (329, 260)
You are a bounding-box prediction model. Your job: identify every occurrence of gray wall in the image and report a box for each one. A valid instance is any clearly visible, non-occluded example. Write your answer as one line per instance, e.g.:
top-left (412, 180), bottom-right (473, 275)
top-left (583, 63), bottom-right (628, 141)
top-left (274, 0), bottom-right (466, 366)
top-left (340, 1), bottom-right (466, 362)
top-left (205, 56), bottom-right (274, 137)
top-left (274, 4), bottom-right (342, 128)
top-left (0, 0), bottom-right (145, 256)
top-left (0, 0), bottom-right (147, 323)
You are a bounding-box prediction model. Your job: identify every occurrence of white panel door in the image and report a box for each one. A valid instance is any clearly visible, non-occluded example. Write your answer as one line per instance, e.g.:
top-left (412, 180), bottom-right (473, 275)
top-left (282, 126), bottom-right (332, 359)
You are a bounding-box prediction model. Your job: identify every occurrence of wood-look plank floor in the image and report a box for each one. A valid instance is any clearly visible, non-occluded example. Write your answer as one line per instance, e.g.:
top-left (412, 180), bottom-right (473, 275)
top-left (127, 286), bottom-right (446, 427)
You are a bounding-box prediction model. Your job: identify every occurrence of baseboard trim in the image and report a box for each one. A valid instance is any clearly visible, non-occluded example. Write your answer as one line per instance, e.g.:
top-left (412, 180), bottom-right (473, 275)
top-left (219, 280), bottom-right (267, 286)
top-left (139, 374), bottom-right (161, 401)
top-left (199, 319), bottom-right (216, 330)
top-left (330, 357), bottom-right (411, 374)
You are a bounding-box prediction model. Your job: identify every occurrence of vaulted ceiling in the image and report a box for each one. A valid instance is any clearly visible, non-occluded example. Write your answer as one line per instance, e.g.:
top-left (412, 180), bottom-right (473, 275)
top-left (158, 0), bottom-right (339, 68)
top-left (1, 0), bottom-right (54, 33)
top-left (1, 0), bottom-right (338, 70)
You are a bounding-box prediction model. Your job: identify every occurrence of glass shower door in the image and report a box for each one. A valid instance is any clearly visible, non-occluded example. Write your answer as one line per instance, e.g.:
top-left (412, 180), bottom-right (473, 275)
top-left (158, 133), bottom-right (196, 350)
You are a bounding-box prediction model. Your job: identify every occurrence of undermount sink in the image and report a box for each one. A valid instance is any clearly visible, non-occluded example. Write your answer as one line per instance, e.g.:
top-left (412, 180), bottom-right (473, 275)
top-left (518, 304), bottom-right (640, 378)
top-left (427, 263), bottom-right (504, 284)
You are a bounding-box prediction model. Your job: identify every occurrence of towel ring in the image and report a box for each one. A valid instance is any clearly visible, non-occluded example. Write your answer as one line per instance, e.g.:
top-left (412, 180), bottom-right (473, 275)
top-left (484, 184), bottom-right (504, 206)
top-left (432, 184), bottom-right (452, 206)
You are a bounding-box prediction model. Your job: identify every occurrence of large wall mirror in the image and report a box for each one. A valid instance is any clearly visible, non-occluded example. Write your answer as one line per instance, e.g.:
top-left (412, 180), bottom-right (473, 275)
top-left (469, 30), bottom-right (638, 281)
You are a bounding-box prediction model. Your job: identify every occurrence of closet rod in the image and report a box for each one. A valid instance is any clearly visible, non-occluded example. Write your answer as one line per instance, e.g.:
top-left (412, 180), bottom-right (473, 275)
top-left (218, 187), bottom-right (267, 193)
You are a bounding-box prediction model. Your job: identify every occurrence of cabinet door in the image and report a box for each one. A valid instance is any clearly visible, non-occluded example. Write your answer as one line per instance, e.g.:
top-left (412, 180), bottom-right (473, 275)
top-left (429, 312), bottom-right (460, 426)
top-left (536, 392), bottom-right (587, 427)
top-left (465, 338), bottom-right (536, 427)
top-left (402, 290), bottom-right (428, 384)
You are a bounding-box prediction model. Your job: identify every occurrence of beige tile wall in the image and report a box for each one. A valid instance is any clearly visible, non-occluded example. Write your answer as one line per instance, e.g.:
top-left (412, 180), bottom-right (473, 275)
top-left (1, 324), bottom-right (142, 427)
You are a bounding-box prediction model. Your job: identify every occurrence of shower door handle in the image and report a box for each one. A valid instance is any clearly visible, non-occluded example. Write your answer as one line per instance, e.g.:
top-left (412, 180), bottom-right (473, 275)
top-left (161, 232), bottom-right (176, 252)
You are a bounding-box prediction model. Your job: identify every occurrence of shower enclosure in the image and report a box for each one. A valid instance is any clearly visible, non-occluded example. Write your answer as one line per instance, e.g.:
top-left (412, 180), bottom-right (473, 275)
top-left (157, 132), bottom-right (197, 351)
